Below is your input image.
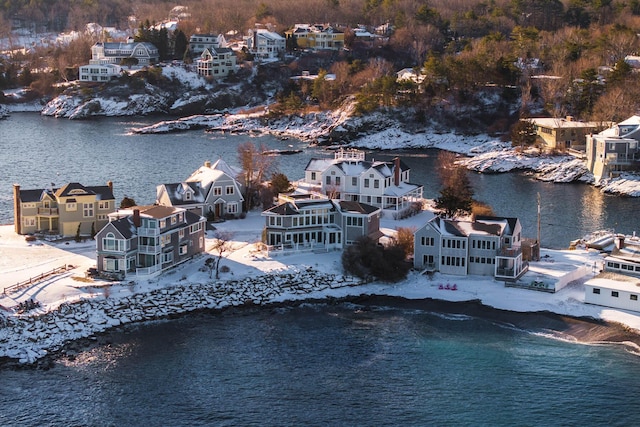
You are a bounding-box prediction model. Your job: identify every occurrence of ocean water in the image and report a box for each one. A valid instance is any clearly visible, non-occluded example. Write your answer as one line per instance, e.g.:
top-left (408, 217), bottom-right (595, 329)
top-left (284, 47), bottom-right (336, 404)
top-left (2, 114), bottom-right (640, 426)
top-left (1, 303), bottom-right (639, 426)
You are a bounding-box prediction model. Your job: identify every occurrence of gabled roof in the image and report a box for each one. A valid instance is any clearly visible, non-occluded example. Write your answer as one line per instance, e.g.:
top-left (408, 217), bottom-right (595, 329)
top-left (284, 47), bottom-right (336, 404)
top-left (18, 189), bottom-right (47, 203)
top-left (338, 200), bottom-right (380, 215)
top-left (428, 216), bottom-right (513, 238)
top-left (263, 199), bottom-right (336, 216)
top-left (158, 182), bottom-right (206, 206)
top-left (19, 183), bottom-right (114, 202)
top-left (107, 216), bottom-right (137, 239)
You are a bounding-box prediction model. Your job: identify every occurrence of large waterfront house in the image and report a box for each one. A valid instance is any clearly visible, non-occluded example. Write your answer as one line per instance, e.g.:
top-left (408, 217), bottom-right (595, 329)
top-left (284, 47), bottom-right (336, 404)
top-left (157, 160), bottom-right (244, 220)
top-left (189, 33), bottom-right (227, 57)
top-left (88, 40), bottom-right (159, 66)
top-left (244, 28), bottom-right (286, 61)
top-left (78, 63), bottom-right (122, 82)
top-left (262, 194), bottom-right (382, 254)
top-left (79, 39), bottom-right (159, 81)
top-left (13, 182), bottom-right (116, 237)
top-left (95, 205), bottom-right (206, 279)
top-left (585, 116), bottom-right (640, 182)
top-left (528, 116), bottom-right (605, 152)
top-left (413, 216), bottom-right (527, 281)
top-left (284, 24), bottom-right (344, 51)
top-left (195, 47), bottom-right (237, 78)
top-left (301, 149), bottom-right (423, 216)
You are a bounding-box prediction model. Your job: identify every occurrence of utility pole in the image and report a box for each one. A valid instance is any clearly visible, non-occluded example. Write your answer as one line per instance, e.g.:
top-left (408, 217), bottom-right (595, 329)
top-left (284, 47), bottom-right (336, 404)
top-left (537, 192), bottom-right (541, 261)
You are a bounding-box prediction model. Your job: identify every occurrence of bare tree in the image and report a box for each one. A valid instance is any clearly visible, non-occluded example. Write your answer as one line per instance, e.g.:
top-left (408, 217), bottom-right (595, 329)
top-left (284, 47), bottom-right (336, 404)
top-left (209, 231), bottom-right (234, 279)
top-left (237, 141), bottom-right (275, 210)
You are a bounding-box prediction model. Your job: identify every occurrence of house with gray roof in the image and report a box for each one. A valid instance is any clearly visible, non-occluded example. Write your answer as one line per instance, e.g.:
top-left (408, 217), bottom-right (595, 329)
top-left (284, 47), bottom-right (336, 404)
top-left (262, 194), bottom-right (382, 254)
top-left (89, 39), bottom-right (159, 66)
top-left (13, 182), bottom-right (116, 237)
top-left (301, 149), bottom-right (423, 216)
top-left (157, 159), bottom-right (244, 220)
top-left (414, 215), bottom-right (526, 281)
top-left (95, 205), bottom-right (205, 278)
top-left (586, 115), bottom-right (640, 182)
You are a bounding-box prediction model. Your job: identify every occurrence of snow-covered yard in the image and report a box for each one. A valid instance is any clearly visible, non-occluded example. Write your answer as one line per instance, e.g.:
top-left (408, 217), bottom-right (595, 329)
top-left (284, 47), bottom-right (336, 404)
top-left (1, 207), bottom-right (640, 364)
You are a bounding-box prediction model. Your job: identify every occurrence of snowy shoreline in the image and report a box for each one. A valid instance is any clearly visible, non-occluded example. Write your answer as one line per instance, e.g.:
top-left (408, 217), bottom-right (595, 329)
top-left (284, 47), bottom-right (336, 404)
top-left (129, 112), bottom-right (640, 197)
top-left (3, 270), bottom-right (640, 369)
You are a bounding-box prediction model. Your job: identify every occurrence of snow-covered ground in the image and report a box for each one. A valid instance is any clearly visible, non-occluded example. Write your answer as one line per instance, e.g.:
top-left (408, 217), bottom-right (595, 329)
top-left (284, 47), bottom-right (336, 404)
top-left (1, 208), bottom-right (639, 365)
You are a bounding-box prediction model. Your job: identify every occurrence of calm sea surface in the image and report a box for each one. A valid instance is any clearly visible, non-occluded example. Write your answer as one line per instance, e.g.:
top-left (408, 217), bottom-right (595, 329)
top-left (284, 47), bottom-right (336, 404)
top-left (1, 113), bottom-right (640, 426)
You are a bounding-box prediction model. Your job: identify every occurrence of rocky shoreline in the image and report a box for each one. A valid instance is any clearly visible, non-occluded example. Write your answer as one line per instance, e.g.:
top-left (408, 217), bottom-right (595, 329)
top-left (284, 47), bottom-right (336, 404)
top-left (3, 272), bottom-right (640, 370)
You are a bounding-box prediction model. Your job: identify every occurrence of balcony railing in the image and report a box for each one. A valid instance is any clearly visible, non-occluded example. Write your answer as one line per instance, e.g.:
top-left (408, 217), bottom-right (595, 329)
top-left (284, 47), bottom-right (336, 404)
top-left (136, 264), bottom-right (162, 276)
top-left (497, 247), bottom-right (522, 258)
top-left (37, 207), bottom-right (59, 216)
top-left (138, 244), bottom-right (161, 255)
top-left (137, 227), bottom-right (159, 237)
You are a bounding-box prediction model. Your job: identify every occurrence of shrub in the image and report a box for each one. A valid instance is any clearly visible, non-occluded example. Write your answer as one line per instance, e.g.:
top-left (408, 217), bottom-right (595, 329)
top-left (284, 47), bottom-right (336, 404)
top-left (342, 237), bottom-right (411, 282)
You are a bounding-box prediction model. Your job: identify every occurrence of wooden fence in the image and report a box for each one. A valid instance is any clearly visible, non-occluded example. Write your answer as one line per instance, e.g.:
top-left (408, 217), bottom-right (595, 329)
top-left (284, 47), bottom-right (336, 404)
top-left (3, 265), bottom-right (71, 295)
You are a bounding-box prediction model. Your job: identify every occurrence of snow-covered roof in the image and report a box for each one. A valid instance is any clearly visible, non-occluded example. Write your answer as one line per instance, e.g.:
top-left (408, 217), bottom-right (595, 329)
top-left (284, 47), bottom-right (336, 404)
top-left (529, 117), bottom-right (602, 129)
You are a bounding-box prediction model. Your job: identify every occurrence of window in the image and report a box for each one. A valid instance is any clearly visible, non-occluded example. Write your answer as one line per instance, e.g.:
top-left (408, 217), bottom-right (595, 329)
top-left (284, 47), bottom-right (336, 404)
top-left (226, 186), bottom-right (234, 195)
top-left (326, 176), bottom-right (331, 185)
top-left (311, 172), bottom-right (316, 180)
top-left (364, 179), bottom-right (370, 188)
top-left (97, 214), bottom-right (108, 221)
top-left (179, 244), bottom-right (188, 255)
top-left (171, 216), bottom-right (177, 225)
top-left (103, 258), bottom-right (119, 272)
top-left (159, 220), bottom-right (166, 229)
top-left (67, 203), bottom-right (77, 211)
top-left (352, 177), bottom-right (357, 186)
top-left (631, 295), bottom-right (638, 301)
top-left (213, 187), bottom-right (222, 196)
top-left (98, 201), bottom-right (109, 210)
top-left (83, 203), bottom-right (94, 218)
top-left (612, 291), bottom-right (619, 298)
top-left (23, 217), bottom-right (36, 227)
top-left (185, 192), bottom-right (192, 201)
top-left (335, 177), bottom-right (341, 185)
top-left (374, 180), bottom-right (379, 189)
top-left (228, 203), bottom-right (238, 213)
top-left (103, 233), bottom-right (125, 251)
top-left (163, 251), bottom-right (174, 263)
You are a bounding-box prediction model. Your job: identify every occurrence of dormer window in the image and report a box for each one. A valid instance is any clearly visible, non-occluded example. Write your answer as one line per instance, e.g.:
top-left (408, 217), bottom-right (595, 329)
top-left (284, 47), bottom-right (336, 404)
top-left (185, 192), bottom-right (192, 201)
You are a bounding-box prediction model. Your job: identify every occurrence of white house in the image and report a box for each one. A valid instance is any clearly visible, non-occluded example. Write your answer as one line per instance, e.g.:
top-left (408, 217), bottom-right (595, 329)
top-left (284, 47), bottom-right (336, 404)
top-left (301, 149), bottom-right (423, 215)
top-left (79, 63), bottom-right (122, 82)
top-left (584, 276), bottom-right (640, 313)
top-left (585, 116), bottom-right (640, 182)
top-left (89, 40), bottom-right (159, 66)
top-left (189, 33), bottom-right (227, 57)
top-left (413, 216), bottom-right (526, 281)
top-left (245, 28), bottom-right (286, 61)
top-left (196, 47), bottom-right (237, 78)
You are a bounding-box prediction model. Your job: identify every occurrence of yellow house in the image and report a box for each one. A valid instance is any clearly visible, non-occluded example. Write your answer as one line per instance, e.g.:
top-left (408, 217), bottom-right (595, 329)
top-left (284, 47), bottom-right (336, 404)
top-left (528, 116), bottom-right (608, 151)
top-left (13, 182), bottom-right (116, 237)
top-left (285, 24), bottom-right (344, 51)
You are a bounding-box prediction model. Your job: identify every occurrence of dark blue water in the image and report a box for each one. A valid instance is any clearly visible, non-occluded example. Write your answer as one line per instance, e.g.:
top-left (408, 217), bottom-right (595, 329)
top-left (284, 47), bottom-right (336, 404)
top-left (3, 114), bottom-right (640, 426)
top-left (1, 304), bottom-right (639, 426)
top-left (2, 113), bottom-right (639, 248)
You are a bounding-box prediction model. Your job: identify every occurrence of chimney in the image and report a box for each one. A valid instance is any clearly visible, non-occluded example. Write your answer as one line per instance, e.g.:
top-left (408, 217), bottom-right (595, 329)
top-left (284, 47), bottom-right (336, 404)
top-left (566, 115), bottom-right (574, 121)
top-left (13, 184), bottom-right (21, 235)
top-left (394, 157), bottom-right (400, 186)
top-left (133, 208), bottom-right (141, 228)
top-left (107, 180), bottom-right (113, 194)
top-left (615, 234), bottom-right (625, 250)
top-left (204, 160), bottom-right (211, 168)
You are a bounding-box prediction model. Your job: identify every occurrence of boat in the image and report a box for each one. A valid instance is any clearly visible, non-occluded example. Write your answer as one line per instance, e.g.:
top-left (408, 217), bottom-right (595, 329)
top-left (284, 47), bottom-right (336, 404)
top-left (583, 230), bottom-right (615, 250)
top-left (262, 149), bottom-right (303, 156)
